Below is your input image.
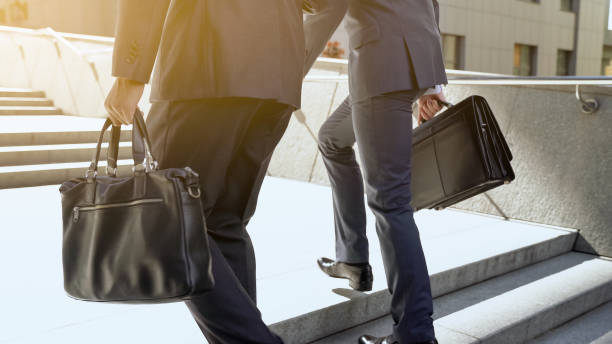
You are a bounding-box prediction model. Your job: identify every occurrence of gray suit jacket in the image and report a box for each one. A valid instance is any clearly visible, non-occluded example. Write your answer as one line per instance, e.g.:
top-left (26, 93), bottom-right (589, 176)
top-left (112, 0), bottom-right (305, 108)
top-left (305, 0), bottom-right (447, 101)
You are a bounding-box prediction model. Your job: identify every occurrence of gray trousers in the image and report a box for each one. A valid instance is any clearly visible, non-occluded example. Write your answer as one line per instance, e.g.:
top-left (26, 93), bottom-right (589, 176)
top-left (147, 98), bottom-right (291, 344)
top-left (318, 91), bottom-right (435, 343)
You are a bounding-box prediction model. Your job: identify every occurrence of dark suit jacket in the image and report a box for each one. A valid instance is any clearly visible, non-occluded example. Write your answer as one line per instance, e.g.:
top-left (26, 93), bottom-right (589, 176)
top-left (112, 0), bottom-right (305, 108)
top-left (304, 0), bottom-right (447, 101)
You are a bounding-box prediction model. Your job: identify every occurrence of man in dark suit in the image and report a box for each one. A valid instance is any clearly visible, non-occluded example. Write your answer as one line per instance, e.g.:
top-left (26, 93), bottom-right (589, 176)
top-left (104, 1), bottom-right (305, 342)
top-left (304, 1), bottom-right (447, 343)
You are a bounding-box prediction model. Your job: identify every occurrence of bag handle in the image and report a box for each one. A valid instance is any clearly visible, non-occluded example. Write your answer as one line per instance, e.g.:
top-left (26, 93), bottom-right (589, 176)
top-left (419, 99), bottom-right (454, 124)
top-left (86, 109), bottom-right (158, 182)
top-left (131, 108), bottom-right (159, 173)
top-left (437, 99), bottom-right (454, 108)
top-left (106, 124), bottom-right (122, 177)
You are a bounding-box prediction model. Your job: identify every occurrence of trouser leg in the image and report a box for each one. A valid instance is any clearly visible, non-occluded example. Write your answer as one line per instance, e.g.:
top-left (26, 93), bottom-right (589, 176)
top-left (351, 90), bottom-right (435, 343)
top-left (146, 98), bottom-right (284, 344)
top-left (185, 239), bottom-right (283, 344)
top-left (317, 96), bottom-right (368, 263)
top-left (206, 101), bottom-right (293, 303)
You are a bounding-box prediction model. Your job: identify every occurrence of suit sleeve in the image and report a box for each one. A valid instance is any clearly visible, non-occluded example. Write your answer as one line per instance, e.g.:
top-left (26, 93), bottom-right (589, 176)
top-left (112, 0), bottom-right (171, 84)
top-left (303, 0), bottom-right (349, 77)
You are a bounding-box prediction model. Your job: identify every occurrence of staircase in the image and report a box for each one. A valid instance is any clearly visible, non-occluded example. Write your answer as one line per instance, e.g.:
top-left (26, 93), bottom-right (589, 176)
top-left (1, 90), bottom-right (611, 343)
top-left (257, 179), bottom-right (612, 344)
top-left (0, 88), bottom-right (132, 189)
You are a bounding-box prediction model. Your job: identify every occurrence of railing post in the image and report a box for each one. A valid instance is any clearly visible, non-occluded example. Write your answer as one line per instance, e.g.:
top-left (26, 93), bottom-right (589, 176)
top-left (575, 85), bottom-right (599, 114)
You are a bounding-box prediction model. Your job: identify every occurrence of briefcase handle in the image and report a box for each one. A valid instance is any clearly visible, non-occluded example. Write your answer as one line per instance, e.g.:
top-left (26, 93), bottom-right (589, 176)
top-left (437, 99), bottom-right (454, 108)
top-left (420, 99), bottom-right (454, 124)
top-left (86, 109), bottom-right (159, 181)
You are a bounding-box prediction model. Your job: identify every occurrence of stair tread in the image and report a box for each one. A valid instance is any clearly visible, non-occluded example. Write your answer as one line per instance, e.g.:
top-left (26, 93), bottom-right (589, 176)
top-left (0, 97), bottom-right (52, 102)
top-left (0, 87), bottom-right (43, 92)
top-left (0, 116), bottom-right (114, 133)
top-left (527, 300), bottom-right (612, 344)
top-left (434, 253), bottom-right (612, 342)
top-left (0, 88), bottom-right (45, 97)
top-left (314, 253), bottom-right (612, 344)
top-left (0, 142), bottom-right (131, 153)
top-left (0, 159), bottom-right (133, 173)
top-left (0, 106), bottom-right (62, 114)
top-left (0, 106), bottom-right (60, 110)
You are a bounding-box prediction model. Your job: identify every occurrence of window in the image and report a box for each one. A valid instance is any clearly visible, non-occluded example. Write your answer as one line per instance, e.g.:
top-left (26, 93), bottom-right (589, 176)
top-left (560, 0), bottom-right (574, 12)
top-left (602, 46), bottom-right (612, 76)
top-left (513, 44), bottom-right (537, 76)
top-left (556, 50), bottom-right (573, 76)
top-left (441, 34), bottom-right (464, 70)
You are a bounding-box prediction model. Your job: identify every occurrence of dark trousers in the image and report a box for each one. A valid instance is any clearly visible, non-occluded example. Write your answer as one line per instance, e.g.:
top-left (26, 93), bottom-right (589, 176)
top-left (147, 98), bottom-right (292, 344)
top-left (318, 91), bottom-right (435, 343)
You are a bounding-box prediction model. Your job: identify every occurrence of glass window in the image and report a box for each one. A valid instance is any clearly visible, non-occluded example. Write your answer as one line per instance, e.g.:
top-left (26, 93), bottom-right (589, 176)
top-left (513, 44), bottom-right (537, 76)
top-left (602, 46), bottom-right (612, 75)
top-left (556, 50), bottom-right (573, 76)
top-left (441, 34), bottom-right (464, 70)
top-left (560, 0), bottom-right (574, 12)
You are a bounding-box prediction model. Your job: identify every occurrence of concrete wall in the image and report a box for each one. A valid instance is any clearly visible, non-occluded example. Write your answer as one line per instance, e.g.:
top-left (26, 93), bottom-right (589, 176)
top-left (272, 66), bottom-right (612, 258)
top-left (0, 27), bottom-right (151, 117)
top-left (444, 84), bottom-right (612, 257)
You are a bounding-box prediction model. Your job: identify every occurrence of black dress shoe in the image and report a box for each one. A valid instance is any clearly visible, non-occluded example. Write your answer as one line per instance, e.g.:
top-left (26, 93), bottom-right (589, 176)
top-left (358, 334), bottom-right (438, 344)
top-left (317, 257), bottom-right (373, 291)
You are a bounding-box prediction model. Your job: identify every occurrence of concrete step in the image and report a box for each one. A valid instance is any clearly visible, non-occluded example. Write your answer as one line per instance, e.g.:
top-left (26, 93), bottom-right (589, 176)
top-left (313, 253), bottom-right (612, 344)
top-left (0, 106), bottom-right (62, 116)
top-left (0, 87), bottom-right (45, 98)
top-left (0, 97), bottom-right (54, 106)
top-left (0, 116), bottom-right (131, 146)
top-left (0, 160), bottom-right (134, 189)
top-left (0, 142), bottom-right (133, 166)
top-left (0, 177), bottom-right (583, 343)
top-left (528, 300), bottom-right (612, 344)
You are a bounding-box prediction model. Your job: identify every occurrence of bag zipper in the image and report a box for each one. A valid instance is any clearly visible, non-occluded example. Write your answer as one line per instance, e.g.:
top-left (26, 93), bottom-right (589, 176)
top-left (72, 198), bottom-right (163, 222)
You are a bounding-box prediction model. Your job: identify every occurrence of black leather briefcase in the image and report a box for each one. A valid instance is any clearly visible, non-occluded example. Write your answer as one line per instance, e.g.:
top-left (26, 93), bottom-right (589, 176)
top-left (59, 110), bottom-right (214, 303)
top-left (411, 96), bottom-right (515, 211)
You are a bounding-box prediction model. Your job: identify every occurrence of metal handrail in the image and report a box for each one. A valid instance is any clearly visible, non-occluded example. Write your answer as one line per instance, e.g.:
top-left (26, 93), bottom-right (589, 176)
top-left (305, 69), bottom-right (610, 114)
top-left (305, 74), bottom-right (612, 85)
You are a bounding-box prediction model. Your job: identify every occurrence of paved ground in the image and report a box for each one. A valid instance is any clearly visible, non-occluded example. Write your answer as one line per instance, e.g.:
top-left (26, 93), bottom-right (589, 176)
top-left (0, 177), bottom-right (575, 343)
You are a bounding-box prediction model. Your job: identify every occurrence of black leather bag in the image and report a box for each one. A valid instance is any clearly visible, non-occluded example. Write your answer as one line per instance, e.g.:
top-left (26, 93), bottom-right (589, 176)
top-left (411, 96), bottom-right (515, 211)
top-left (59, 110), bottom-right (214, 303)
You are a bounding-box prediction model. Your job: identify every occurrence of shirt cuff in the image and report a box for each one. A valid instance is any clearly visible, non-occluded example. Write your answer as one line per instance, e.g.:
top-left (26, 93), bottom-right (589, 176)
top-left (423, 85), bottom-right (442, 96)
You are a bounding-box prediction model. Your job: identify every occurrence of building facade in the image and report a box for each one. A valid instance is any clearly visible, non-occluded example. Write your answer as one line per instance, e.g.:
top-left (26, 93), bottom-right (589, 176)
top-left (330, 0), bottom-right (609, 76)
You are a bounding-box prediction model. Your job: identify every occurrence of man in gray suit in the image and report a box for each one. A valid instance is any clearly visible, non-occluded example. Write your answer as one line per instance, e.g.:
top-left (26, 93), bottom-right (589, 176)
top-left (304, 1), bottom-right (447, 343)
top-left (104, 1), bottom-right (305, 342)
